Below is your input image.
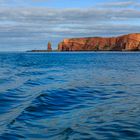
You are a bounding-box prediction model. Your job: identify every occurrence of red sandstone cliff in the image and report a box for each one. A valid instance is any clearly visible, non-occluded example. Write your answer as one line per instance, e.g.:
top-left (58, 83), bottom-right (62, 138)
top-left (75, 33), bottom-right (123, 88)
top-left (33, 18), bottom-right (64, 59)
top-left (58, 33), bottom-right (140, 51)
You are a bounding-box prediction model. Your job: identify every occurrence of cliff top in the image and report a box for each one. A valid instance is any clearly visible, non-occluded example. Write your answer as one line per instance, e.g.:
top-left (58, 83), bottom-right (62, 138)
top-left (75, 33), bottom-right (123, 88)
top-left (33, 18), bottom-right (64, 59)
top-left (63, 33), bottom-right (140, 41)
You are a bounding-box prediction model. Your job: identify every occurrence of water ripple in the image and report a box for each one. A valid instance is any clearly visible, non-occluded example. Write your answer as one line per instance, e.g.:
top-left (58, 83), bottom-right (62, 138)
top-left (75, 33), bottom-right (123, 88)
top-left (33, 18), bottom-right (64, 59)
top-left (0, 52), bottom-right (140, 140)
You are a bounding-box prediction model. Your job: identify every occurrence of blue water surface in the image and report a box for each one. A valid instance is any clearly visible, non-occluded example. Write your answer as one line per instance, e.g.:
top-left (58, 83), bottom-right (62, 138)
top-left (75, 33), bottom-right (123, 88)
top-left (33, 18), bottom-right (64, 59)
top-left (0, 52), bottom-right (140, 140)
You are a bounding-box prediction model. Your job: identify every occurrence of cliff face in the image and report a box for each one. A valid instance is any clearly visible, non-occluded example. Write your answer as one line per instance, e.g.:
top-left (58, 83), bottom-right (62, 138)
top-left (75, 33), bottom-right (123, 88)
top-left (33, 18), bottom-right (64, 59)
top-left (58, 33), bottom-right (140, 51)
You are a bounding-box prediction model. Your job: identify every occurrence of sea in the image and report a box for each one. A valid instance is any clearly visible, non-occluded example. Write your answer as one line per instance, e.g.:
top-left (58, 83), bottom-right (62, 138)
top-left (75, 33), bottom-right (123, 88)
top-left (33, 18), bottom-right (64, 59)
top-left (0, 52), bottom-right (140, 140)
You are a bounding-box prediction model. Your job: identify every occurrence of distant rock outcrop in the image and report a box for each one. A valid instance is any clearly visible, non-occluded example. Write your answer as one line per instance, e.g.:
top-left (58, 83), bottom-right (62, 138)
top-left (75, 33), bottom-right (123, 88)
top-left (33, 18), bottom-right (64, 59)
top-left (58, 33), bottom-right (140, 51)
top-left (47, 42), bottom-right (52, 51)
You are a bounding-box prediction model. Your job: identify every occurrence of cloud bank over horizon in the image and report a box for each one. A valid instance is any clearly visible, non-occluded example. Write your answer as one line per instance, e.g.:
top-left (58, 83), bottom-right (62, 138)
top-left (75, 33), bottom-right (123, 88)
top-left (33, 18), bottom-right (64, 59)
top-left (0, 0), bottom-right (140, 51)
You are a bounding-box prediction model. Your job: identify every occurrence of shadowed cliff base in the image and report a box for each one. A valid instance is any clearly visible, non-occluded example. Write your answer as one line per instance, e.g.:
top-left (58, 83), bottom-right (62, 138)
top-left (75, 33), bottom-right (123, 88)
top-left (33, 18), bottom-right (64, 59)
top-left (58, 33), bottom-right (140, 51)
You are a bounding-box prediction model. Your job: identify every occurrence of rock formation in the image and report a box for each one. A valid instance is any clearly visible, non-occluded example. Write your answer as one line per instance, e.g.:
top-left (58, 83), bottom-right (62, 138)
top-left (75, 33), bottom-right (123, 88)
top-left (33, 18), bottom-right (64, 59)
top-left (58, 33), bottom-right (140, 51)
top-left (47, 42), bottom-right (52, 51)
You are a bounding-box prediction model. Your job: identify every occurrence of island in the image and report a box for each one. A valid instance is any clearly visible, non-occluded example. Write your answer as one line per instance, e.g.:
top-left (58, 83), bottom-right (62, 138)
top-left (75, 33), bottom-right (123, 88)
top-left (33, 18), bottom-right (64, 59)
top-left (28, 33), bottom-right (140, 52)
top-left (58, 33), bottom-right (140, 51)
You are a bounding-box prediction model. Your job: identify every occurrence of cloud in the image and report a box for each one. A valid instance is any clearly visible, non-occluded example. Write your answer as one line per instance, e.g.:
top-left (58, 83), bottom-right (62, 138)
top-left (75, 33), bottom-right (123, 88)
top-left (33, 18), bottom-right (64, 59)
top-left (98, 1), bottom-right (136, 8)
top-left (0, 7), bottom-right (140, 23)
top-left (0, 0), bottom-right (140, 51)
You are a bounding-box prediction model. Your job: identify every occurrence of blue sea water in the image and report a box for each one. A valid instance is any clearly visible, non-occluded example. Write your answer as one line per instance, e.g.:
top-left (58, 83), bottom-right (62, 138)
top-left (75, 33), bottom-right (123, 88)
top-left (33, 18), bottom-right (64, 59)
top-left (0, 52), bottom-right (140, 140)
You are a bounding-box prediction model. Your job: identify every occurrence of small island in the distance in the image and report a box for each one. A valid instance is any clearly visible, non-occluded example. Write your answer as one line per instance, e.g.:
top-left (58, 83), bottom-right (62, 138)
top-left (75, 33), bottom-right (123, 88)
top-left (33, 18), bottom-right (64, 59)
top-left (28, 33), bottom-right (140, 52)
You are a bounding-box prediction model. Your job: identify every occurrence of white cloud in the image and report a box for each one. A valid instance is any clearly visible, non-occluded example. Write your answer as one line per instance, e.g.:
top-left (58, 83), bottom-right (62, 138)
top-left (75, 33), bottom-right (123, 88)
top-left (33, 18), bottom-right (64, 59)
top-left (98, 1), bottom-right (136, 8)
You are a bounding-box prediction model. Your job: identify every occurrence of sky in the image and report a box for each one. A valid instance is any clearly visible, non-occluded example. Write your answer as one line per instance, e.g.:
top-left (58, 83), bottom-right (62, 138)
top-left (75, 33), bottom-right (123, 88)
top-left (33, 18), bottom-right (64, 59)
top-left (0, 0), bottom-right (140, 51)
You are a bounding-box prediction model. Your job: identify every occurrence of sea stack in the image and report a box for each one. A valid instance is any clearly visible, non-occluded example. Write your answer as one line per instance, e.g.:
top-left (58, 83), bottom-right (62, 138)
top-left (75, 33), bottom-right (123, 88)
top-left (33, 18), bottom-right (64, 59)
top-left (58, 33), bottom-right (140, 51)
top-left (47, 42), bottom-right (52, 51)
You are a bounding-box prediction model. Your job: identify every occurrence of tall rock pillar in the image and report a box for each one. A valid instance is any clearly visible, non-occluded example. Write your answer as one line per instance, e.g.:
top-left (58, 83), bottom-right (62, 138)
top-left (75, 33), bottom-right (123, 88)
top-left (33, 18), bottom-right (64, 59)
top-left (47, 42), bottom-right (52, 51)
